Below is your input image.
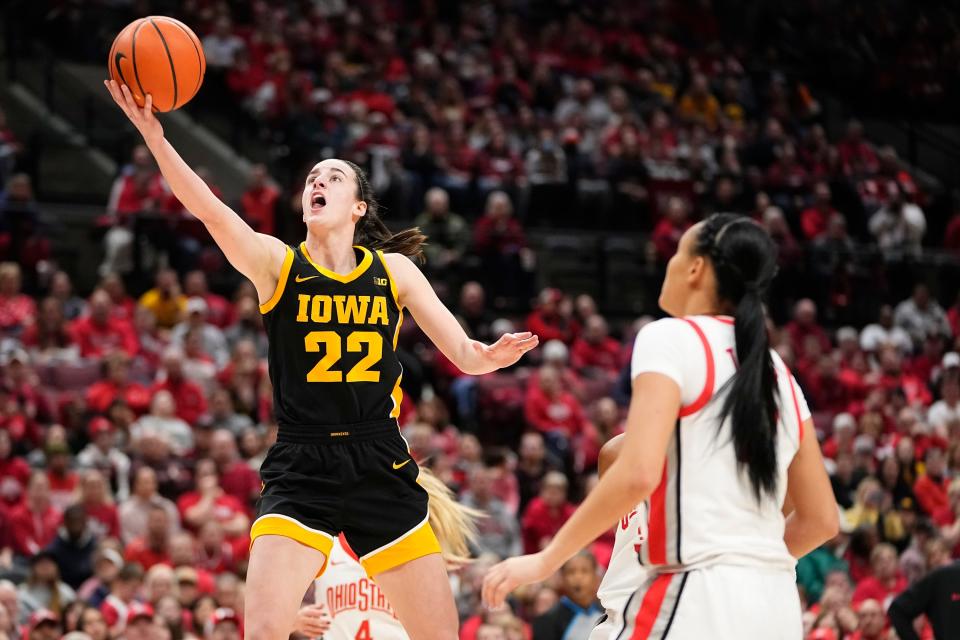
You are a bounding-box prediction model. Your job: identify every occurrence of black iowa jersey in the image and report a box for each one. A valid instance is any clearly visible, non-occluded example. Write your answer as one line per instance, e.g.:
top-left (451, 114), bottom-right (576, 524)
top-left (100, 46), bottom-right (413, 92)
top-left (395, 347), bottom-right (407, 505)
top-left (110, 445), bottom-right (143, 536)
top-left (259, 243), bottom-right (404, 428)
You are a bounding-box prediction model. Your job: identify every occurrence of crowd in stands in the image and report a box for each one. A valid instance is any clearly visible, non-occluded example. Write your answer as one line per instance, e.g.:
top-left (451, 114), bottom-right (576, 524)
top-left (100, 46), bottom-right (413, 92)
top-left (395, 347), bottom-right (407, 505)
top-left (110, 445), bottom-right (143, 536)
top-left (1, 1), bottom-right (960, 639)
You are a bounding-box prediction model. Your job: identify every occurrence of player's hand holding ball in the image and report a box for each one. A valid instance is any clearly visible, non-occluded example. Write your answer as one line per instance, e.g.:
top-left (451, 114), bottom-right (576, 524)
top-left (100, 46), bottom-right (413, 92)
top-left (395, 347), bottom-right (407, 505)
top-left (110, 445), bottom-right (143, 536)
top-left (104, 16), bottom-right (206, 148)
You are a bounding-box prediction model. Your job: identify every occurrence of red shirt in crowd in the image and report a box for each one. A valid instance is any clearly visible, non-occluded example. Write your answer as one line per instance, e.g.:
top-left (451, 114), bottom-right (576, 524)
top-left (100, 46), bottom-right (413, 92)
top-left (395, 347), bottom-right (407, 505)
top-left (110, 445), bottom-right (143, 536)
top-left (176, 492), bottom-right (247, 533)
top-left (217, 462), bottom-right (260, 512)
top-left (241, 185), bottom-right (280, 236)
top-left (785, 321), bottom-right (832, 359)
top-left (153, 378), bottom-right (207, 426)
top-left (524, 387), bottom-right (588, 439)
top-left (8, 502), bottom-right (61, 556)
top-left (0, 455), bottom-right (31, 506)
top-left (570, 336), bottom-right (623, 375)
top-left (47, 470), bottom-right (79, 510)
top-left (852, 573), bottom-right (907, 608)
top-left (521, 497), bottom-right (576, 554)
top-left (70, 315), bottom-right (139, 359)
top-left (85, 380), bottom-right (152, 415)
top-left (651, 218), bottom-right (691, 264)
top-left (109, 173), bottom-right (166, 219)
top-left (84, 501), bottom-right (121, 540)
top-left (124, 537), bottom-right (170, 570)
top-left (913, 473), bottom-right (950, 516)
top-left (525, 311), bottom-right (580, 345)
top-left (472, 216), bottom-right (526, 256)
top-left (800, 205), bottom-right (841, 240)
top-left (0, 294), bottom-right (36, 332)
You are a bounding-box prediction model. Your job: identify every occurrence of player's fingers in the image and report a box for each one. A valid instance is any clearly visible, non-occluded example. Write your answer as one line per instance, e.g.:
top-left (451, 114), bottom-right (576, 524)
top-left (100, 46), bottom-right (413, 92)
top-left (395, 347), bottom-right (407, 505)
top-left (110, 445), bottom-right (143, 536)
top-left (144, 93), bottom-right (153, 116)
top-left (105, 81), bottom-right (132, 115)
top-left (302, 622), bottom-right (327, 635)
top-left (511, 332), bottom-right (533, 340)
top-left (119, 84), bottom-right (139, 116)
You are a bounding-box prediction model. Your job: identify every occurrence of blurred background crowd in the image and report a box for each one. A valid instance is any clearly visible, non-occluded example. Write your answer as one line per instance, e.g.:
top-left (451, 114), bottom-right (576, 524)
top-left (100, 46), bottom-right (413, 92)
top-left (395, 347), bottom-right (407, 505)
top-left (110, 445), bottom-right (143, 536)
top-left (1, 0), bottom-right (960, 639)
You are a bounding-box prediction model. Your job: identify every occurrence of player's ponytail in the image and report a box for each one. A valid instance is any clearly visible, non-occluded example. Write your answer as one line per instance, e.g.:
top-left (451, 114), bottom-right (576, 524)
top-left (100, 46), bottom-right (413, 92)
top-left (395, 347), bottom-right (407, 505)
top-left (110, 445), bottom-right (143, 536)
top-left (344, 160), bottom-right (427, 262)
top-left (417, 468), bottom-right (482, 568)
top-left (695, 213), bottom-right (780, 501)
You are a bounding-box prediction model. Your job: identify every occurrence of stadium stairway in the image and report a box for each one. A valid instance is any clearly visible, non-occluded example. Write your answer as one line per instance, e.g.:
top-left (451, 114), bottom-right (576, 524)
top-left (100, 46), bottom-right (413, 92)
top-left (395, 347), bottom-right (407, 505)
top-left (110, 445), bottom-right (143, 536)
top-left (3, 49), bottom-right (251, 204)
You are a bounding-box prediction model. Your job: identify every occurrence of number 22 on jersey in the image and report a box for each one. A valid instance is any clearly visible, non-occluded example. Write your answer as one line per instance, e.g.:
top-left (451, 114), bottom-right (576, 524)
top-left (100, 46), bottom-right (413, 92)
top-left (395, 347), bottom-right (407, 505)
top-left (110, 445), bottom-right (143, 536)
top-left (305, 331), bottom-right (383, 382)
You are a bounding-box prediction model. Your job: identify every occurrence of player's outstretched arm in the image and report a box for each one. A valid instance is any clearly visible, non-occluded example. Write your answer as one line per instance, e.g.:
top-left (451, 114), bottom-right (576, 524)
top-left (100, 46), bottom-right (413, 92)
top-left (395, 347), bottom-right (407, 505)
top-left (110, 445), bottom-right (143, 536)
top-left (783, 420), bottom-right (839, 558)
top-left (482, 372), bottom-right (680, 609)
top-left (103, 80), bottom-right (286, 298)
top-left (384, 253), bottom-right (538, 375)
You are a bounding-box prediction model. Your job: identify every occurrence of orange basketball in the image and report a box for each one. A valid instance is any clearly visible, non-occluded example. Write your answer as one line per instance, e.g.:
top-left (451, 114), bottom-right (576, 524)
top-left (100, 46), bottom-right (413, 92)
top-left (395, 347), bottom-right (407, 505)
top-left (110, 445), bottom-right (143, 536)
top-left (108, 16), bottom-right (206, 113)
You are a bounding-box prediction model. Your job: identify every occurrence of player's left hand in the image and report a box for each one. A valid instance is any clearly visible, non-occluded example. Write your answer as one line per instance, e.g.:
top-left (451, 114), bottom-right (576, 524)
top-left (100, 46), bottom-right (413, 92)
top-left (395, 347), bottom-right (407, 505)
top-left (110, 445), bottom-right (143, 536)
top-left (481, 332), bottom-right (539, 369)
top-left (481, 552), bottom-right (552, 610)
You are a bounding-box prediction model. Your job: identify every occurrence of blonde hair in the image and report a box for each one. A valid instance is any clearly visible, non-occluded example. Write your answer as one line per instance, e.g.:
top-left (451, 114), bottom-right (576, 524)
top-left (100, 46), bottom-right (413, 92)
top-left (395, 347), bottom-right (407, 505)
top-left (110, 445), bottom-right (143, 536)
top-left (418, 467), bottom-right (482, 567)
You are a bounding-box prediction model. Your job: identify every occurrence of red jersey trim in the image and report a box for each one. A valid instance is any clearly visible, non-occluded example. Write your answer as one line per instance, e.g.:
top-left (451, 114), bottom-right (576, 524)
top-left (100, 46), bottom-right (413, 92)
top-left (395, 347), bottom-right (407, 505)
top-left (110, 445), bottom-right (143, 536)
top-left (678, 318), bottom-right (714, 417)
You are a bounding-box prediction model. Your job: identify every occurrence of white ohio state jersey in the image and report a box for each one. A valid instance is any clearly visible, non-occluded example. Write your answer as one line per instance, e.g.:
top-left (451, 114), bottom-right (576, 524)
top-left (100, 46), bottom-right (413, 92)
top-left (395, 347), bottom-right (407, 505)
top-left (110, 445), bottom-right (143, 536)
top-left (630, 315), bottom-right (810, 573)
top-left (315, 535), bottom-right (407, 640)
top-left (597, 503), bottom-right (647, 614)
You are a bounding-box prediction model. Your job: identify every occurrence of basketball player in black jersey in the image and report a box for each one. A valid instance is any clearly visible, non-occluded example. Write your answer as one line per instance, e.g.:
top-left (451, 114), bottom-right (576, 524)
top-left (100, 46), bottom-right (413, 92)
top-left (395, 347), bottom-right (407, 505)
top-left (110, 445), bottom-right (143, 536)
top-left (106, 80), bottom-right (538, 640)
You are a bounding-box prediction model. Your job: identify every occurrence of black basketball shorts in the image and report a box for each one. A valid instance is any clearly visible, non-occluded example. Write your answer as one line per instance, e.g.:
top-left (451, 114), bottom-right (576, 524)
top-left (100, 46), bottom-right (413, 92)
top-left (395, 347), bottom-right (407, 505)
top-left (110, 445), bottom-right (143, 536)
top-left (250, 419), bottom-right (441, 576)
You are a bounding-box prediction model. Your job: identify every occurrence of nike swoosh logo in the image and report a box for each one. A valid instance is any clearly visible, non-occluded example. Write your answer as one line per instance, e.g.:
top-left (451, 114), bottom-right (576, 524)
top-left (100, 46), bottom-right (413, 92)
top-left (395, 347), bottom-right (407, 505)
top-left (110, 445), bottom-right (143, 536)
top-left (295, 274), bottom-right (321, 283)
top-left (114, 52), bottom-right (129, 86)
top-left (392, 459), bottom-right (411, 470)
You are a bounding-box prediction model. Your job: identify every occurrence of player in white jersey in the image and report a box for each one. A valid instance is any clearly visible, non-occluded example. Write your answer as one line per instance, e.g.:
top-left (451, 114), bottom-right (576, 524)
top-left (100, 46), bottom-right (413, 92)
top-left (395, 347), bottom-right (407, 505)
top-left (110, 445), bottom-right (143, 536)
top-left (590, 434), bottom-right (647, 640)
top-left (483, 213), bottom-right (839, 639)
top-left (295, 469), bottom-right (481, 639)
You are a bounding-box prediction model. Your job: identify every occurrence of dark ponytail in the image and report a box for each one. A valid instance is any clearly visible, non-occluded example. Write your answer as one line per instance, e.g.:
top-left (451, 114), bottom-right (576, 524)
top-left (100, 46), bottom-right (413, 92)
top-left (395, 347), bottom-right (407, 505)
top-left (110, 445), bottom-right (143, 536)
top-left (343, 160), bottom-right (427, 262)
top-left (695, 213), bottom-right (780, 501)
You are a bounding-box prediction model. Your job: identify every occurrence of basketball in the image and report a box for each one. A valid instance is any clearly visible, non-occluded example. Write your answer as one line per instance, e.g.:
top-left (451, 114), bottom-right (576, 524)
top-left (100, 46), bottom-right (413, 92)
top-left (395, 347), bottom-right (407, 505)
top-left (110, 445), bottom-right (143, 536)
top-left (108, 16), bottom-right (205, 113)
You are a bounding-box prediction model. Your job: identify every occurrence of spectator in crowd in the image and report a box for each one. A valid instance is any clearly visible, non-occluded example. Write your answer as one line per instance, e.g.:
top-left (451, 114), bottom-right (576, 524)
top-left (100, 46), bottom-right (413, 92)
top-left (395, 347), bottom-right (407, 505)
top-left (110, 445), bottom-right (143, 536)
top-left (152, 348), bottom-right (207, 427)
top-left (118, 467), bottom-right (179, 544)
top-left (77, 418), bottom-right (130, 501)
top-left (786, 298), bottom-right (832, 361)
top-left (208, 430), bottom-right (259, 511)
top-left (177, 458), bottom-right (249, 541)
top-left (414, 187), bottom-right (471, 273)
top-left (183, 270), bottom-right (232, 329)
top-left (859, 305), bottom-right (912, 355)
top-left (651, 196), bottom-right (692, 265)
top-left (46, 504), bottom-right (98, 591)
top-left (570, 315), bottom-right (622, 378)
top-left (21, 297), bottom-right (78, 364)
top-left (18, 551), bottom-right (76, 619)
top-left (130, 391), bottom-right (194, 457)
top-left (23, 608), bottom-right (61, 640)
top-left (894, 284), bottom-right (951, 349)
top-left (69, 288), bottom-right (139, 359)
top-left (222, 297), bottom-right (267, 357)
top-left (852, 543), bottom-right (907, 607)
top-left (201, 16), bottom-right (245, 71)
top-left (515, 432), bottom-right (562, 515)
top-left (43, 441), bottom-right (77, 512)
top-left (527, 289), bottom-right (580, 346)
top-left (138, 269), bottom-right (186, 330)
top-left (460, 466), bottom-right (521, 559)
top-left (123, 504), bottom-right (173, 571)
top-left (0, 262), bottom-right (35, 336)
top-left (238, 163), bottom-right (279, 237)
top-left (85, 352), bottom-right (151, 416)
top-left (74, 470), bottom-right (121, 541)
top-left (869, 181), bottom-right (926, 254)
top-left (801, 182), bottom-right (843, 241)
top-left (75, 605), bottom-right (109, 640)
top-left (914, 447), bottom-right (949, 517)
top-left (9, 471), bottom-right (60, 562)
top-left (521, 471), bottom-right (575, 554)
top-left (473, 191), bottom-right (531, 304)
top-left (171, 297), bottom-right (229, 368)
top-left (524, 366), bottom-right (588, 461)
top-left (531, 552), bottom-right (602, 640)
top-left (48, 271), bottom-right (85, 321)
